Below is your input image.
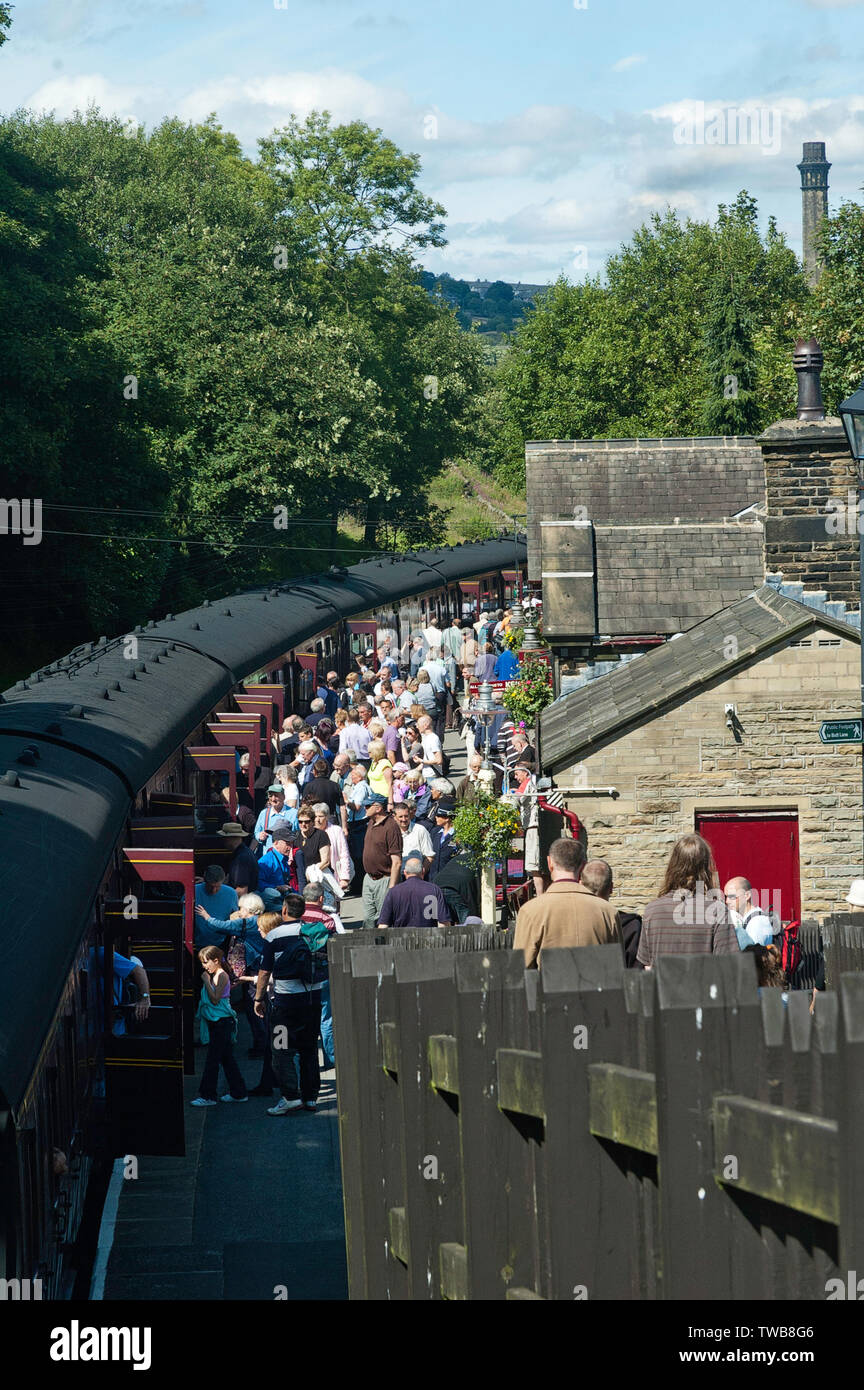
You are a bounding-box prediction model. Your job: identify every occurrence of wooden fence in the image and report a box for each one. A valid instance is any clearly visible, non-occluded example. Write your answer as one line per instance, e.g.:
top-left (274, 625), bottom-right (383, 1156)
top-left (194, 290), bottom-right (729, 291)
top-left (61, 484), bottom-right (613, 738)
top-left (330, 928), bottom-right (864, 1300)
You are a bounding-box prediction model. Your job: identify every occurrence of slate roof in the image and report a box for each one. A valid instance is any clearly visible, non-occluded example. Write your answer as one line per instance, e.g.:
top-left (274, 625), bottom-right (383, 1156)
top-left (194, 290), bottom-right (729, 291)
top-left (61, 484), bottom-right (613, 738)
top-left (540, 583), bottom-right (860, 772)
top-left (525, 435), bottom-right (765, 577)
top-left (595, 522), bottom-right (764, 633)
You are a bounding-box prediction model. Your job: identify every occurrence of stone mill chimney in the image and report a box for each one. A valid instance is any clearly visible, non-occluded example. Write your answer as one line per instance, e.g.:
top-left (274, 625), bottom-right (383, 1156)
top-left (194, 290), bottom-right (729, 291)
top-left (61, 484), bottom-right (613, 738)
top-left (797, 141), bottom-right (830, 288)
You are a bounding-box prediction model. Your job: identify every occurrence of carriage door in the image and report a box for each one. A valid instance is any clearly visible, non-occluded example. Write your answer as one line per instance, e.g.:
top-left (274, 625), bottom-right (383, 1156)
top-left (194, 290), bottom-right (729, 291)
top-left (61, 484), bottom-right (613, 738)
top-left (696, 811), bottom-right (800, 926)
top-left (102, 900), bottom-right (186, 1157)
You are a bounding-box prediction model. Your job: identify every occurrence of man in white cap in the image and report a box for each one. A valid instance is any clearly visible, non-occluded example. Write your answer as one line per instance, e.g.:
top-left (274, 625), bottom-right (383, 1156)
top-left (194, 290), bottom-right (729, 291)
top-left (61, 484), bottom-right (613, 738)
top-left (845, 880), bottom-right (864, 912)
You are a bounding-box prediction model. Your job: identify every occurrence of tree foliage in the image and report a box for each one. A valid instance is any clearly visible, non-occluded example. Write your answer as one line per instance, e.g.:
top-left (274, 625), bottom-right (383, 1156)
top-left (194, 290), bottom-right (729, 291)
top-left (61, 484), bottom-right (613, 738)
top-left (0, 105), bottom-right (482, 660)
top-left (482, 194), bottom-right (808, 487)
top-left (809, 199), bottom-right (864, 411)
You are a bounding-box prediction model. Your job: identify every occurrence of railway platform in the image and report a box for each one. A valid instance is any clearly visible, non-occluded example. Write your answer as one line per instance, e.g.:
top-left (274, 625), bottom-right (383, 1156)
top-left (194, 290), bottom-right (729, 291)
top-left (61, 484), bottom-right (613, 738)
top-left (93, 727), bottom-right (470, 1301)
top-left (95, 1052), bottom-right (347, 1301)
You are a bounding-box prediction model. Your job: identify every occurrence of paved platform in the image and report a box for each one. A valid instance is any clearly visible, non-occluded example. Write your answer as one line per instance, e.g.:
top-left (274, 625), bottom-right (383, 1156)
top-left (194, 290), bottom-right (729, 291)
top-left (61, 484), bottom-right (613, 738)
top-left (100, 1046), bottom-right (347, 1301)
top-left (98, 725), bottom-right (469, 1300)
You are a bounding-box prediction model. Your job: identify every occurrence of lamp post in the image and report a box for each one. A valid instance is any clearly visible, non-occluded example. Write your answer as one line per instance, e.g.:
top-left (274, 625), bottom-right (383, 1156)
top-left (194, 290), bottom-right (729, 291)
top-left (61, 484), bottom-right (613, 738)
top-left (474, 679), bottom-right (497, 773)
top-left (838, 377), bottom-right (864, 866)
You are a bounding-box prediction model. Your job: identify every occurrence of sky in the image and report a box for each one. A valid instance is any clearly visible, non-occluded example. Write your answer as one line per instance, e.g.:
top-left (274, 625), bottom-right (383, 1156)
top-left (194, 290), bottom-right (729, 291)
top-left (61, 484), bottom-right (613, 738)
top-left (4, 0), bottom-right (864, 284)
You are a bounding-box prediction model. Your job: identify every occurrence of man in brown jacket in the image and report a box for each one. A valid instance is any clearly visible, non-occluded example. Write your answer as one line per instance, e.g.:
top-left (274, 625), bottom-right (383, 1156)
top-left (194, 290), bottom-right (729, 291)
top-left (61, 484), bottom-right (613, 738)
top-left (513, 839), bottom-right (620, 967)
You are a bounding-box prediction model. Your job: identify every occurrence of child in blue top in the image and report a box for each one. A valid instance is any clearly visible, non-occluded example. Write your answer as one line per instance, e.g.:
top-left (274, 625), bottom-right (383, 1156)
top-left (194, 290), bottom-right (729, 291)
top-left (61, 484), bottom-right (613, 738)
top-left (192, 946), bottom-right (248, 1107)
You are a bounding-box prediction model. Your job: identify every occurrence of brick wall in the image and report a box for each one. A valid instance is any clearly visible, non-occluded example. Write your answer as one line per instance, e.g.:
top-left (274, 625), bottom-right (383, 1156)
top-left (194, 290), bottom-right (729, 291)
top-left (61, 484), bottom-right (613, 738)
top-left (557, 631), bottom-right (861, 919)
top-left (760, 418), bottom-right (859, 605)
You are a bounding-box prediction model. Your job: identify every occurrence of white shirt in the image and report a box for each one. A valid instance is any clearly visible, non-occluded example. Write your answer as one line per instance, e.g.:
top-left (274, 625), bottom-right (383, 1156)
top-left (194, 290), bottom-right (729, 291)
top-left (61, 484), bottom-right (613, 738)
top-left (421, 731), bottom-right (442, 764)
top-left (423, 625), bottom-right (443, 650)
top-left (740, 906), bottom-right (775, 946)
top-left (401, 822), bottom-right (434, 860)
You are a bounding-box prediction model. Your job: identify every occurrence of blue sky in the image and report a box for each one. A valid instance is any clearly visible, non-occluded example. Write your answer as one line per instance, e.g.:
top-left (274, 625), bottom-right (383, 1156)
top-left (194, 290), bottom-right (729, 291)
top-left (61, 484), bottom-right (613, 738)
top-left (5, 0), bottom-right (864, 282)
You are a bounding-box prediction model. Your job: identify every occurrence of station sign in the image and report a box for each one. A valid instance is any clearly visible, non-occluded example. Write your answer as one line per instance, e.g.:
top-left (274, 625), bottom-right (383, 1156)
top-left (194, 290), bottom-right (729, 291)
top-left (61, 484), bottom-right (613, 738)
top-left (819, 719), bottom-right (863, 744)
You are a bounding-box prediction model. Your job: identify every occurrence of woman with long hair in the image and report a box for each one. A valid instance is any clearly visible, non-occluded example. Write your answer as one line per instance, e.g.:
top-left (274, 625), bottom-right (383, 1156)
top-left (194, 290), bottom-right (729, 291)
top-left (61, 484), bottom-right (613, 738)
top-left (192, 946), bottom-right (248, 1106)
top-left (414, 669), bottom-right (437, 717)
top-left (367, 738), bottom-right (394, 810)
top-left (636, 833), bottom-right (738, 969)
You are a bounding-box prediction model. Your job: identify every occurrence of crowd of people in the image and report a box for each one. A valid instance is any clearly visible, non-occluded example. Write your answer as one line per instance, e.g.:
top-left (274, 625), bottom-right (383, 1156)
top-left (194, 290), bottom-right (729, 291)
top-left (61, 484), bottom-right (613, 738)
top-left (511, 831), bottom-right (812, 999)
top-left (180, 607), bottom-right (818, 1115)
top-left (188, 607), bottom-right (525, 1110)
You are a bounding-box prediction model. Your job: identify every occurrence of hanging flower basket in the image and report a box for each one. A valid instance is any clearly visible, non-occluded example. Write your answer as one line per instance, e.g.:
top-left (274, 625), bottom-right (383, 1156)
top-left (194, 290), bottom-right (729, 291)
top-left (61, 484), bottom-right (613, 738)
top-left (453, 789), bottom-right (522, 869)
top-left (501, 655), bottom-right (554, 727)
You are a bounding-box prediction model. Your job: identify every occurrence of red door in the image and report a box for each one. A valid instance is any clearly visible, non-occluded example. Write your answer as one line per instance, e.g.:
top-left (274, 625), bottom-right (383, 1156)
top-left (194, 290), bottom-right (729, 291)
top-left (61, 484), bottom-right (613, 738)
top-left (696, 812), bottom-right (800, 926)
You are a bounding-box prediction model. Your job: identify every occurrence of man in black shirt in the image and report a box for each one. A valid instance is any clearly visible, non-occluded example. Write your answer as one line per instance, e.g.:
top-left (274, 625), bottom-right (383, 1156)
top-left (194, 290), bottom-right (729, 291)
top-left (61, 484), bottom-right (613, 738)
top-left (218, 822), bottom-right (259, 896)
top-left (302, 758), bottom-right (347, 833)
top-left (254, 893), bottom-right (324, 1114)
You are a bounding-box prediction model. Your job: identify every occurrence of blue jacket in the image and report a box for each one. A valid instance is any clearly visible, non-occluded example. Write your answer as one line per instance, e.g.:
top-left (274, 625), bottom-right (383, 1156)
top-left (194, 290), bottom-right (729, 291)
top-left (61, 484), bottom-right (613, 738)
top-left (494, 649), bottom-right (519, 680)
top-left (195, 913), bottom-right (265, 967)
top-left (257, 848), bottom-right (294, 896)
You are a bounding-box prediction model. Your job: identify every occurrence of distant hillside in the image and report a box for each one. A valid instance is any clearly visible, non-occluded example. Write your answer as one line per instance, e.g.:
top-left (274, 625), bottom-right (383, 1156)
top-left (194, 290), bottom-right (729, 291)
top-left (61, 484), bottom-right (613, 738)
top-left (419, 271), bottom-right (548, 335)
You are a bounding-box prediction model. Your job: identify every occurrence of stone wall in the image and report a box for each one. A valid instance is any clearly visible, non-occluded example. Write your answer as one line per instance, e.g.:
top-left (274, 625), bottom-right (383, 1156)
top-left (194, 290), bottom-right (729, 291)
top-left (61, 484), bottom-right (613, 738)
top-left (558, 630), bottom-right (861, 919)
top-left (760, 418), bottom-right (859, 606)
top-left (525, 436), bottom-right (765, 580)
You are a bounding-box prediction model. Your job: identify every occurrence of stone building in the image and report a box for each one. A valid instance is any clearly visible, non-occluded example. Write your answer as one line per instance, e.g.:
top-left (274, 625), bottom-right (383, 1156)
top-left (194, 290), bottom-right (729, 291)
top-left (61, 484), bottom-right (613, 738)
top-left (539, 584), bottom-right (861, 921)
top-left (527, 416), bottom-right (859, 623)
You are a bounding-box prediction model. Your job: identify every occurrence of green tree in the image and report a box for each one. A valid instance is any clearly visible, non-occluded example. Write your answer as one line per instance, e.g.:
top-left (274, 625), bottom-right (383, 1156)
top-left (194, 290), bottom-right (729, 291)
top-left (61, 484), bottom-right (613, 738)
top-left (260, 113), bottom-right (483, 545)
top-left (258, 111), bottom-right (446, 278)
top-left (485, 279), bottom-right (514, 304)
top-left (483, 195), bottom-right (808, 486)
top-left (809, 197), bottom-right (864, 412)
top-left (0, 121), bottom-right (161, 655)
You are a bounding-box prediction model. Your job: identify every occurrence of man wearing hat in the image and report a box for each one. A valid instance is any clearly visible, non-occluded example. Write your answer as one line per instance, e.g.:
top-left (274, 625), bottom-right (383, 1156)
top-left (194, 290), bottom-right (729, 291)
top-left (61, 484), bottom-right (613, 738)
top-left (254, 784), bottom-right (299, 851)
top-left (258, 834), bottom-right (303, 910)
top-left (219, 820), bottom-right (259, 897)
top-left (846, 880), bottom-right (864, 912)
top-left (429, 801), bottom-right (459, 877)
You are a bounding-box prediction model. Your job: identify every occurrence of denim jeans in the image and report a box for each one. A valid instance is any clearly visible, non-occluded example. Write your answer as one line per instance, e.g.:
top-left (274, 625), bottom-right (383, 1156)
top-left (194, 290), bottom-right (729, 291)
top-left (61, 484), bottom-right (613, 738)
top-left (319, 981), bottom-right (334, 1069)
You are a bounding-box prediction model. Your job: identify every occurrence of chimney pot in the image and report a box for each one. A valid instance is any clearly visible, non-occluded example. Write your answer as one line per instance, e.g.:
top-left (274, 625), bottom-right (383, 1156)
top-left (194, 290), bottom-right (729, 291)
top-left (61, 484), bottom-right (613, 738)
top-left (794, 337), bottom-right (825, 421)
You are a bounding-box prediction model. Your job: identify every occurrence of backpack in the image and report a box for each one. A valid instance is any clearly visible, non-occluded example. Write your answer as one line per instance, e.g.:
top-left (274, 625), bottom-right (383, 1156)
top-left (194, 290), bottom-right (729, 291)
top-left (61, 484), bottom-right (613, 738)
top-left (774, 920), bottom-right (801, 981)
top-left (279, 921), bottom-right (330, 990)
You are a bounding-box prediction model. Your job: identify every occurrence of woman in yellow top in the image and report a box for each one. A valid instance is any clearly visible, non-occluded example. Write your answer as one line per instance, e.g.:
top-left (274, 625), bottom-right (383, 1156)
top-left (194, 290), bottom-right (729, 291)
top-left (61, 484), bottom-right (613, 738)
top-left (367, 738), bottom-right (394, 810)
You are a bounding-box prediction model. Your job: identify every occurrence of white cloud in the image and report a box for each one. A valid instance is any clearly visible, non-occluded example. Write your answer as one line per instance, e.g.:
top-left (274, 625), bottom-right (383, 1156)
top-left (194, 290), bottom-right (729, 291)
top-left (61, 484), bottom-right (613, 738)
top-left (612, 54), bottom-right (647, 72)
top-left (25, 73), bottom-right (161, 121)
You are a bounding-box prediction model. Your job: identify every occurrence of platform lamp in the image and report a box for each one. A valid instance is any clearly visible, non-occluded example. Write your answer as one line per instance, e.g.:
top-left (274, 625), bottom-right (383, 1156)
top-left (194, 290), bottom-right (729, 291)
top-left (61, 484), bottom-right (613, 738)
top-left (838, 377), bottom-right (864, 866)
top-left (474, 680), bottom-right (497, 778)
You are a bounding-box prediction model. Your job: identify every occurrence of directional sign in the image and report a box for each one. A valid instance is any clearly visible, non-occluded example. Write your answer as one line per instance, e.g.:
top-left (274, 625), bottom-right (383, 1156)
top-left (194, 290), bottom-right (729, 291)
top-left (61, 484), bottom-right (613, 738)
top-left (819, 719), bottom-right (863, 744)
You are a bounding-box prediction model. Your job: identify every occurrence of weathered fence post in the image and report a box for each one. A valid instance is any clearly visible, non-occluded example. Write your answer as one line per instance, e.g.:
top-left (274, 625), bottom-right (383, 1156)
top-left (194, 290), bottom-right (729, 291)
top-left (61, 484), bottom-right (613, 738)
top-left (536, 944), bottom-right (650, 1300)
top-left (653, 953), bottom-right (765, 1299)
top-left (838, 974), bottom-right (864, 1290)
top-left (452, 950), bottom-right (539, 1299)
top-left (335, 942), bottom-right (397, 1300)
top-left (390, 949), bottom-right (461, 1299)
